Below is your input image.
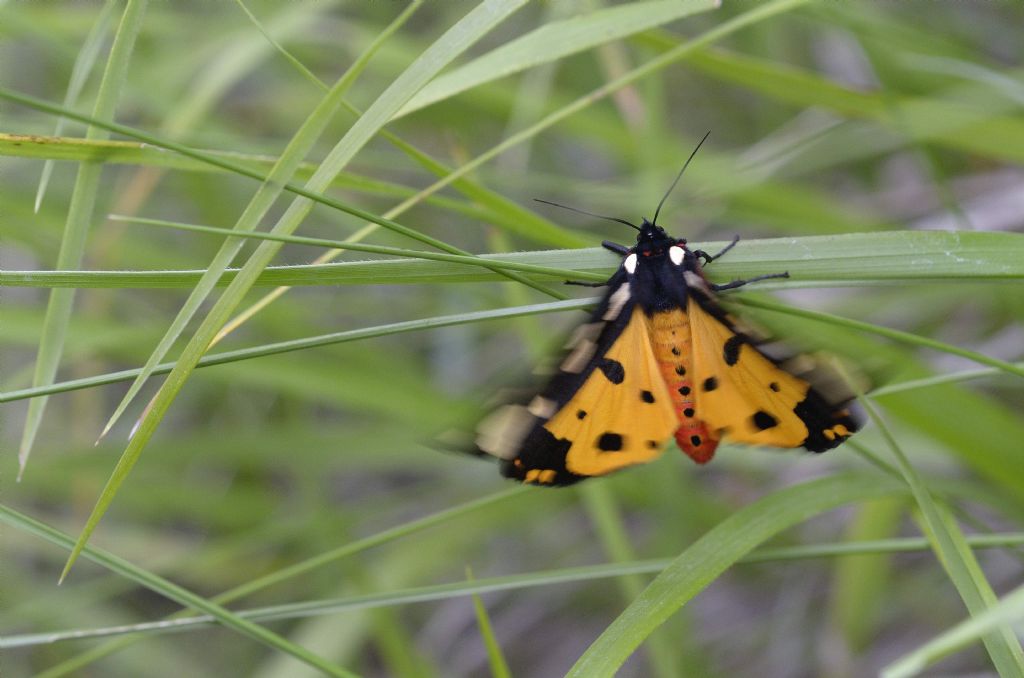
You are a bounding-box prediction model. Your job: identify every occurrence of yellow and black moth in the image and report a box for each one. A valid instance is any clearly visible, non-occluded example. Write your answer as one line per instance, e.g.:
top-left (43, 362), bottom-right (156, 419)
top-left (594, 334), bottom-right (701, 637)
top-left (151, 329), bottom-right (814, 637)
top-left (475, 145), bottom-right (860, 486)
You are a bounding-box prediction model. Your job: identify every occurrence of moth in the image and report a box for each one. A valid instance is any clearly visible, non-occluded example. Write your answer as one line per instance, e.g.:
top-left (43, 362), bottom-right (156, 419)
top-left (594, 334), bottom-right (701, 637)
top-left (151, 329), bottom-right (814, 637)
top-left (475, 138), bottom-right (860, 486)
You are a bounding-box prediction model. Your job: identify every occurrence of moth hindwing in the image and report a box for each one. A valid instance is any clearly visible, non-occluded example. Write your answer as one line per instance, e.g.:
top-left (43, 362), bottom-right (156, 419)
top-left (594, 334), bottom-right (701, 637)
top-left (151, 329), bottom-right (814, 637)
top-left (475, 220), bottom-right (859, 486)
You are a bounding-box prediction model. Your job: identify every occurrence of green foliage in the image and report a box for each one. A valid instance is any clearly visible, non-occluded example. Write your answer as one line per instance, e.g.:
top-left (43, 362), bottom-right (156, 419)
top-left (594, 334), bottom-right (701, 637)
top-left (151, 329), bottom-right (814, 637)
top-left (2, 1), bottom-right (1023, 677)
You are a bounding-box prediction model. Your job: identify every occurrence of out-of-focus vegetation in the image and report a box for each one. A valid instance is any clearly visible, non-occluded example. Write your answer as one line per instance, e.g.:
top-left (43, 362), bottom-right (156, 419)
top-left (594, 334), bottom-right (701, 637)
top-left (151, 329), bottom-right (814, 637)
top-left (2, 1), bottom-right (1023, 676)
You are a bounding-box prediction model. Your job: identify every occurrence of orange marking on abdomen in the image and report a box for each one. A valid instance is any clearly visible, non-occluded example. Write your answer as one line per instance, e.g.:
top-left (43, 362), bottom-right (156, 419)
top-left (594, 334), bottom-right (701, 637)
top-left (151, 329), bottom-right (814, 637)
top-left (646, 310), bottom-right (719, 464)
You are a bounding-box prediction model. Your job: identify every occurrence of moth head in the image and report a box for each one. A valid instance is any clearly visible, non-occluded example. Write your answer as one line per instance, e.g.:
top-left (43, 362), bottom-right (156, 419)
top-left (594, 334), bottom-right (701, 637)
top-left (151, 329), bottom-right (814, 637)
top-left (636, 217), bottom-right (669, 244)
top-left (633, 218), bottom-right (686, 261)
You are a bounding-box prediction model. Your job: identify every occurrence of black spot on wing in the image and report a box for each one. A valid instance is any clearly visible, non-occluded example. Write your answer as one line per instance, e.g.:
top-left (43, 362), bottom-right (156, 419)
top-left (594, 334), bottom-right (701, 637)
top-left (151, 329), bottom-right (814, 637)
top-left (675, 365), bottom-right (686, 376)
top-left (690, 435), bottom-right (702, 446)
top-left (576, 409), bottom-right (587, 420)
top-left (499, 426), bottom-right (584, 486)
top-left (751, 410), bottom-right (778, 430)
top-left (684, 408), bottom-right (695, 418)
top-left (702, 377), bottom-right (718, 392)
top-left (598, 358), bottom-right (625, 384)
top-left (640, 390), bottom-right (655, 403)
top-left (795, 394), bottom-right (861, 452)
top-left (678, 386), bottom-right (691, 396)
top-left (769, 382), bottom-right (780, 392)
top-left (723, 335), bottom-right (747, 366)
top-left (597, 432), bottom-right (624, 451)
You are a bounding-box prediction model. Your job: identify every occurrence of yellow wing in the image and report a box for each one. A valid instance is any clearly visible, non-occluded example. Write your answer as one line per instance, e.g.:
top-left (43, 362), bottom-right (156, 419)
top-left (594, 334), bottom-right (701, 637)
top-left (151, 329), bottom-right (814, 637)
top-left (544, 308), bottom-right (679, 477)
top-left (687, 299), bottom-right (856, 450)
top-left (479, 306), bottom-right (680, 485)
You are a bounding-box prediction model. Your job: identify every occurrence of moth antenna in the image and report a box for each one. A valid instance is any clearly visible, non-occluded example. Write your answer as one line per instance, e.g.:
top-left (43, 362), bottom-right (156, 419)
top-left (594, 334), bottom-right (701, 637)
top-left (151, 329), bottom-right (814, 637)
top-left (652, 130), bottom-right (711, 226)
top-left (534, 198), bottom-right (640, 231)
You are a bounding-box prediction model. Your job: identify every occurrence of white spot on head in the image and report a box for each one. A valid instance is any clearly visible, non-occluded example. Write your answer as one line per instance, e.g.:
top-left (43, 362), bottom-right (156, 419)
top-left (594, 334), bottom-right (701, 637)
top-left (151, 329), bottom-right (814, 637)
top-left (669, 246), bottom-right (685, 266)
top-left (623, 253), bottom-right (638, 275)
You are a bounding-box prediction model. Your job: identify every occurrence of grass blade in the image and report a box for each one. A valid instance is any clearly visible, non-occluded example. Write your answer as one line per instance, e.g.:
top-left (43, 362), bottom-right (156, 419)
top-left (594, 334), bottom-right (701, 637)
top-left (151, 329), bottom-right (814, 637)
top-left (96, 0), bottom-right (426, 441)
top-left (466, 567), bottom-right (512, 678)
top-left (33, 0), bottom-right (118, 212)
top-left (734, 295), bottom-right (1024, 381)
top-left (59, 0), bottom-right (532, 581)
top-left (580, 483), bottom-right (682, 678)
top-left (6, 287), bottom-right (1022, 406)
top-left (6, 230), bottom-right (1023, 288)
top-left (8, 531), bottom-right (1024, 649)
top-left (110, 215), bottom-right (600, 280)
top-left (0, 299), bottom-right (596, 403)
top-left (353, 0), bottom-right (816, 239)
top-left (566, 474), bottom-right (906, 677)
top-left (883, 581), bottom-right (1024, 678)
top-left (17, 0), bottom-right (149, 479)
top-left (397, 0), bottom-right (719, 117)
top-left (685, 47), bottom-right (1024, 165)
top-left (28, 488), bottom-right (526, 677)
top-left (844, 368), bottom-right (1024, 677)
top-left (0, 505), bottom-right (360, 678)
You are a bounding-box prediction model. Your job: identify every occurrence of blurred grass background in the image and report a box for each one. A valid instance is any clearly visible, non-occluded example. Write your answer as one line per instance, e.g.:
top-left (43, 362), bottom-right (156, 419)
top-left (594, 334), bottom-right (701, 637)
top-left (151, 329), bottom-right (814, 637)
top-left (2, 1), bottom-right (1024, 676)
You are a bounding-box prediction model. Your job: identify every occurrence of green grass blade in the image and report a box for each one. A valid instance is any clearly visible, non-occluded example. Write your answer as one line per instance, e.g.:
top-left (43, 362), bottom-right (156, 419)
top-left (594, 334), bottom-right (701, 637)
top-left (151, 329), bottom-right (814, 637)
top-left (923, 505), bottom-right (1024, 675)
top-left (369, 126), bottom-right (590, 249)
top-left (566, 474), bottom-right (906, 677)
top-left (883, 581), bottom-right (1024, 678)
top-left (397, 0), bottom-right (719, 117)
top-left (870, 363), bottom-right (1024, 397)
top-left (905, 54), bottom-right (1024, 105)
top-left (6, 231), bottom-right (1023, 288)
top-left (0, 505), bottom-right (361, 678)
top-left (7, 234), bottom-right (1024, 407)
top-left (5, 290), bottom-right (1021, 406)
top-left (831, 498), bottom-right (906, 650)
top-left (580, 483), bottom-right (681, 678)
top-left (29, 488), bottom-right (526, 678)
top-left (3, 132), bottom-right (535, 232)
top-left (685, 47), bottom-right (1024, 165)
top-left (366, 0), bottom-right (815, 230)
top-left (466, 568), bottom-right (512, 678)
top-left (17, 0), bottom-right (149, 479)
top-left (0, 88), bottom-right (573, 304)
top-left (233, 0), bottom-right (584, 251)
top-left (8, 531), bottom-right (1024, 649)
top-left (734, 295), bottom-right (1024, 381)
top-left (109, 215), bottom-right (600, 280)
top-left (0, 93), bottom-right (550, 269)
top-left (33, 0), bottom-right (117, 212)
top-left (230, 0), bottom-right (326, 92)
top-left (96, 0), bottom-right (425, 442)
top-left (0, 299), bottom-right (596, 403)
top-left (0, 135), bottom-right (587, 251)
top-left (846, 372), bottom-right (1024, 677)
top-left (59, 0), bottom-right (532, 581)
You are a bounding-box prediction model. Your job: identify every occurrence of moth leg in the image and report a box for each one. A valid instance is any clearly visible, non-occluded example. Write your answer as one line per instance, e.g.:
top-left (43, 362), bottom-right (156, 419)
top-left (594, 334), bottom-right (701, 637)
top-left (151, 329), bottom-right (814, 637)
top-left (711, 271), bottom-right (789, 292)
top-left (602, 240), bottom-right (630, 255)
top-left (694, 234), bottom-right (739, 266)
top-left (565, 279), bottom-right (608, 288)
